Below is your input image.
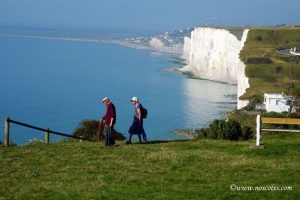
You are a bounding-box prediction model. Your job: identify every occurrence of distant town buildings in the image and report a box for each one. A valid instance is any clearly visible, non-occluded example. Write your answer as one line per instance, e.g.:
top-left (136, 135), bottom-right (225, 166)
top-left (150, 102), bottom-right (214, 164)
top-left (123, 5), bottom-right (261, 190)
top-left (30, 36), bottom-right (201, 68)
top-left (122, 27), bottom-right (194, 53)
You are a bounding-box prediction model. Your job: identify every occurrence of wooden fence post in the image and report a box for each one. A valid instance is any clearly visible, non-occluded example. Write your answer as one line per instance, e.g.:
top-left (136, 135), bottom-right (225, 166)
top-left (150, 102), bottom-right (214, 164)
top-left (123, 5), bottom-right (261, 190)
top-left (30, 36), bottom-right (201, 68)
top-left (4, 117), bottom-right (10, 147)
top-left (45, 128), bottom-right (49, 144)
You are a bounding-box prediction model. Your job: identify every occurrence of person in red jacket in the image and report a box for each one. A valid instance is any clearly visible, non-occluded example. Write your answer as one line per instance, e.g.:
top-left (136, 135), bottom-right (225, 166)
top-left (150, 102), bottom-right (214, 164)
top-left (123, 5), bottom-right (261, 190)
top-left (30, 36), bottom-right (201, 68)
top-left (100, 97), bottom-right (116, 146)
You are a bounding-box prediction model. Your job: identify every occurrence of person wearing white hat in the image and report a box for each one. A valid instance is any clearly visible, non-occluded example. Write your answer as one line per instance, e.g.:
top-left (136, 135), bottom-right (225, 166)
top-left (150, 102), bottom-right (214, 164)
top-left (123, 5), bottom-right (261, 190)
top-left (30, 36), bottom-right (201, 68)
top-left (125, 96), bottom-right (147, 144)
top-left (100, 97), bottom-right (116, 146)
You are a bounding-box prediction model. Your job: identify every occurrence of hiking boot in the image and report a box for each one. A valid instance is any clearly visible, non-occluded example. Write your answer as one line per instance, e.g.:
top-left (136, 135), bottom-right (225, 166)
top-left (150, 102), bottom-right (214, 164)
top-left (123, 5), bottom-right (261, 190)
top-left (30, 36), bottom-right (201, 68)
top-left (125, 141), bottom-right (131, 145)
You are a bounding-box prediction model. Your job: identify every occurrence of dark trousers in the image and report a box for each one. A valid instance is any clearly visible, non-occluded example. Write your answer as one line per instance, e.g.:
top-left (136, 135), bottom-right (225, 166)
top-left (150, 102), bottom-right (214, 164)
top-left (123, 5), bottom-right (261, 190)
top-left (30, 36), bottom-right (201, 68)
top-left (103, 124), bottom-right (115, 146)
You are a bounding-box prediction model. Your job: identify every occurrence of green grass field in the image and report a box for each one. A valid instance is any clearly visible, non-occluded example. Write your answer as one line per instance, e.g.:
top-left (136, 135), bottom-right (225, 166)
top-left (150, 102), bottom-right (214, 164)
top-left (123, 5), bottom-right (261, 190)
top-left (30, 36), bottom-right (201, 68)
top-left (1, 133), bottom-right (299, 199)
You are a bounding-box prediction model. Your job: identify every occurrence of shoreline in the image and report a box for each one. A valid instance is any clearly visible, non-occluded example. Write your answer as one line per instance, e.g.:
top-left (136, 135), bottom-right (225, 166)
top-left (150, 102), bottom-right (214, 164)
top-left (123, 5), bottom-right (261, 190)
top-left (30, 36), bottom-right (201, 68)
top-left (117, 41), bottom-right (183, 55)
top-left (0, 33), bottom-right (183, 55)
top-left (168, 67), bottom-right (238, 85)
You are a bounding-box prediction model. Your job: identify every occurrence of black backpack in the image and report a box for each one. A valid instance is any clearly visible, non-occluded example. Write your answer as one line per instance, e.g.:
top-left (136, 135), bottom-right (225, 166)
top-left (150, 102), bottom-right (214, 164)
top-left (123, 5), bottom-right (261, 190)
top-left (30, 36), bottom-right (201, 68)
top-left (140, 104), bottom-right (148, 119)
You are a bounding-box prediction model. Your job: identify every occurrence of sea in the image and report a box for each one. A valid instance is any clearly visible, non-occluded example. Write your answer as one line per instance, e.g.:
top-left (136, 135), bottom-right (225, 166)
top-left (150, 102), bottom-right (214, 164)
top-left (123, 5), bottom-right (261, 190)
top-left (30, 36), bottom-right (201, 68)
top-left (0, 31), bottom-right (237, 145)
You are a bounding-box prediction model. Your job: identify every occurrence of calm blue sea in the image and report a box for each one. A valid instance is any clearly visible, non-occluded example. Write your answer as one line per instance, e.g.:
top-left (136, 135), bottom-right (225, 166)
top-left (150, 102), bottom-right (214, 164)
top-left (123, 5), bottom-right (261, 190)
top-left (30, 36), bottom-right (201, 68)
top-left (0, 35), bottom-right (237, 145)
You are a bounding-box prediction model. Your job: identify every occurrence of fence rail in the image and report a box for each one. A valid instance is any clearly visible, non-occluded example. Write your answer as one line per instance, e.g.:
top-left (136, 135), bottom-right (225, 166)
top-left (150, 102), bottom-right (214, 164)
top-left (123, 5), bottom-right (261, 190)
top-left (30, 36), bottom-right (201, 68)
top-left (255, 115), bottom-right (300, 147)
top-left (4, 117), bottom-right (95, 147)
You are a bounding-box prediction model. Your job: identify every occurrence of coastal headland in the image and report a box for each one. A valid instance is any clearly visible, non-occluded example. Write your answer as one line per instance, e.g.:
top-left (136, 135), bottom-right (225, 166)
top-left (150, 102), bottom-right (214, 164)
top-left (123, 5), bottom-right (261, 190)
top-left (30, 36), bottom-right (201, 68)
top-left (2, 25), bottom-right (300, 138)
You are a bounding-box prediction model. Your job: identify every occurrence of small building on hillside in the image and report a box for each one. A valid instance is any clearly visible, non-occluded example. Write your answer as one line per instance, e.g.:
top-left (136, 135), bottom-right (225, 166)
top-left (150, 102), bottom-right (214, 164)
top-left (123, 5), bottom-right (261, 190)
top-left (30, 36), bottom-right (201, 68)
top-left (263, 93), bottom-right (290, 112)
top-left (290, 47), bottom-right (300, 56)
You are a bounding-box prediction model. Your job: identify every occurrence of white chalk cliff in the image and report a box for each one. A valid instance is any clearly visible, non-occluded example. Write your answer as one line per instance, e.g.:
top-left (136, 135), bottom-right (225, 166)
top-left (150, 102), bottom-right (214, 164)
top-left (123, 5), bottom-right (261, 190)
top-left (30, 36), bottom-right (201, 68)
top-left (149, 37), bottom-right (165, 48)
top-left (149, 37), bottom-right (183, 52)
top-left (181, 27), bottom-right (250, 109)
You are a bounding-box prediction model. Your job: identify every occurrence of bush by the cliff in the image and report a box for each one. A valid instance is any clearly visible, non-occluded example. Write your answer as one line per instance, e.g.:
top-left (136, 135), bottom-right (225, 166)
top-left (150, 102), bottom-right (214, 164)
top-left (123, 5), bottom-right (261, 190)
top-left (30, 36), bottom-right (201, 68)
top-left (72, 119), bottom-right (126, 141)
top-left (196, 119), bottom-right (253, 141)
top-left (246, 57), bottom-right (273, 64)
top-left (244, 96), bottom-right (262, 111)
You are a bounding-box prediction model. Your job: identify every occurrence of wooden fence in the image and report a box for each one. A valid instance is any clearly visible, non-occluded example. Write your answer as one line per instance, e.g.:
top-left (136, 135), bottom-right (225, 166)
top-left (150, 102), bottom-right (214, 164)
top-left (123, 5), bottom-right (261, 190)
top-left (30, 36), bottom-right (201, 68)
top-left (255, 115), bottom-right (300, 147)
top-left (4, 117), bottom-right (95, 147)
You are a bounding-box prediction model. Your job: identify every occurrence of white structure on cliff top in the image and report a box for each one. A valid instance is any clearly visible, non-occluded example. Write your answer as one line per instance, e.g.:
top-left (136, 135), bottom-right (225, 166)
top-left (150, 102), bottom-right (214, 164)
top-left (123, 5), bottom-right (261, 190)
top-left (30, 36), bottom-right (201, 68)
top-left (181, 27), bottom-right (250, 109)
top-left (290, 47), bottom-right (300, 56)
top-left (263, 93), bottom-right (290, 112)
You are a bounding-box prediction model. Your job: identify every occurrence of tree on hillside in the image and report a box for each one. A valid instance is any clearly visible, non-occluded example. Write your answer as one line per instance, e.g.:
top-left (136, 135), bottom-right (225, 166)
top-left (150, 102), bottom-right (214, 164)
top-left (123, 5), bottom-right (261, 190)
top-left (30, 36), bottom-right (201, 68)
top-left (284, 83), bottom-right (300, 117)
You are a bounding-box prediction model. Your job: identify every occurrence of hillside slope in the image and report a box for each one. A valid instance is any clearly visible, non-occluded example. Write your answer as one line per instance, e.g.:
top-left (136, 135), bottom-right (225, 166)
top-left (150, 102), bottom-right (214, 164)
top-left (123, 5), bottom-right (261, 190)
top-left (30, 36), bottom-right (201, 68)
top-left (239, 27), bottom-right (300, 103)
top-left (182, 26), bottom-right (300, 108)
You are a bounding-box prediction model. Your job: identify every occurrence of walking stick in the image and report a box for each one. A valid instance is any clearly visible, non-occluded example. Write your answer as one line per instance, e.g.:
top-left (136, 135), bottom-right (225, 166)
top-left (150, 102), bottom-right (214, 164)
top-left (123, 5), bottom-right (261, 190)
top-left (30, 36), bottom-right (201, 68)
top-left (98, 121), bottom-right (102, 142)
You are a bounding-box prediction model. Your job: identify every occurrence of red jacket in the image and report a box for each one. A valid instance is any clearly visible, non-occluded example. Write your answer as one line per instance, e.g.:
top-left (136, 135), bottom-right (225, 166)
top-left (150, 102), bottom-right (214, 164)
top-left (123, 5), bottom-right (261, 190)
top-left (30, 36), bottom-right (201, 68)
top-left (102, 103), bottom-right (116, 126)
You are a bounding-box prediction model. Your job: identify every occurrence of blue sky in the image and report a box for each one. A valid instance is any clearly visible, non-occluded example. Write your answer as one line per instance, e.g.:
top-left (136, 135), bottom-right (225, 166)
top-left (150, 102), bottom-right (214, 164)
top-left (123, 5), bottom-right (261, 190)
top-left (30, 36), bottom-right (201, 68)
top-left (0, 0), bottom-right (299, 33)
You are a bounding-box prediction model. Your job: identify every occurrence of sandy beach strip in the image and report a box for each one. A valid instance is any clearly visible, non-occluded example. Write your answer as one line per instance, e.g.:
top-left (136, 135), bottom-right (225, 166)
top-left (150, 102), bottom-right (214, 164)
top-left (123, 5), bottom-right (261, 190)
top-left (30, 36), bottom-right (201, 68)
top-left (0, 33), bottom-right (183, 55)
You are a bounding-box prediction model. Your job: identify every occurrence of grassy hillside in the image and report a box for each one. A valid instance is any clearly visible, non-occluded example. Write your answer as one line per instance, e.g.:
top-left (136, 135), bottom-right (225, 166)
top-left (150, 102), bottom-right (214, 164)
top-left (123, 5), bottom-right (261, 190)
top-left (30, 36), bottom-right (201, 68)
top-left (1, 135), bottom-right (299, 199)
top-left (239, 26), bottom-right (300, 102)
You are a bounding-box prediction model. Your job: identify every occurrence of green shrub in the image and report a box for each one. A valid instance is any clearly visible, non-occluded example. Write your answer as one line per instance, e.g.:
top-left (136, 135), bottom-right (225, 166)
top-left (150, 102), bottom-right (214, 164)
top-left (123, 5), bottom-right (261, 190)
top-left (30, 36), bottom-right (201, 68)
top-left (197, 128), bottom-right (208, 139)
top-left (206, 119), bottom-right (220, 139)
top-left (246, 57), bottom-right (273, 64)
top-left (72, 119), bottom-right (126, 141)
top-left (197, 119), bottom-right (253, 141)
top-left (244, 96), bottom-right (262, 111)
top-left (241, 125), bottom-right (253, 140)
top-left (262, 111), bottom-right (286, 118)
top-left (222, 120), bottom-right (242, 140)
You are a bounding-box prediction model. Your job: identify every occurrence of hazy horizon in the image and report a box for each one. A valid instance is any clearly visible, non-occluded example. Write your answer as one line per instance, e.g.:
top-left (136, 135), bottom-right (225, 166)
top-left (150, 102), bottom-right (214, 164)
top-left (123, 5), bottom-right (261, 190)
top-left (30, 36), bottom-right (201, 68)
top-left (0, 0), bottom-right (299, 34)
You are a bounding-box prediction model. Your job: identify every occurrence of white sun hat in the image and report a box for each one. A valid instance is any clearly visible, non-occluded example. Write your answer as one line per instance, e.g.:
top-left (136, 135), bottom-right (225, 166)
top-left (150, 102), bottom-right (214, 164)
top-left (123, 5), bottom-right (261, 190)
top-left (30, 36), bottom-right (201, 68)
top-left (102, 97), bottom-right (109, 102)
top-left (131, 97), bottom-right (139, 102)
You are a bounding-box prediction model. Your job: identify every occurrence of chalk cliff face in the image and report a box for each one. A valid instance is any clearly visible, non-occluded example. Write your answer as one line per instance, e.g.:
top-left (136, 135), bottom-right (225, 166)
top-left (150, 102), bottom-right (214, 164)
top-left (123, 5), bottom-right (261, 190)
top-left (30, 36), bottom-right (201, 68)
top-left (181, 27), bottom-right (250, 109)
top-left (182, 36), bottom-right (191, 60)
top-left (149, 37), bottom-right (184, 52)
top-left (149, 37), bottom-right (165, 48)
